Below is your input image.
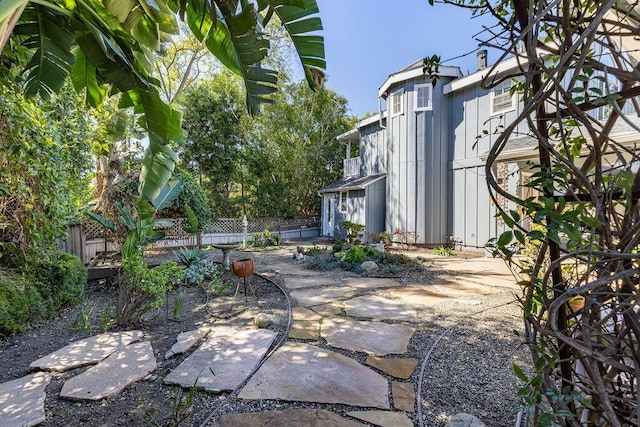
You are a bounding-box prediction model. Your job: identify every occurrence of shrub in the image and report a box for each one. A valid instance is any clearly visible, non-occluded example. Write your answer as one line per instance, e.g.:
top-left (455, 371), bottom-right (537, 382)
top-left (0, 269), bottom-right (46, 336)
top-left (183, 260), bottom-right (221, 286)
top-left (117, 254), bottom-right (183, 325)
top-left (433, 246), bottom-right (455, 256)
top-left (33, 252), bottom-right (87, 315)
top-left (332, 239), bottom-right (344, 253)
top-left (341, 221), bottom-right (366, 244)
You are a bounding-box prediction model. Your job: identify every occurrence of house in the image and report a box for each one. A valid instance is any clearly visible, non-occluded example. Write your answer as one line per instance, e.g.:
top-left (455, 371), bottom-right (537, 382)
top-left (320, 51), bottom-right (640, 250)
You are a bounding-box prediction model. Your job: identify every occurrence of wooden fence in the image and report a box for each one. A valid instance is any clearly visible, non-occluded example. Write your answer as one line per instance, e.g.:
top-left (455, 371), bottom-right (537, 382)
top-left (66, 217), bottom-right (321, 264)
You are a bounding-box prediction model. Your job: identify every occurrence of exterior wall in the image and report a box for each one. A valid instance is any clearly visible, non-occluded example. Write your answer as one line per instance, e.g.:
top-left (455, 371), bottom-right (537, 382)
top-left (360, 123), bottom-right (387, 176)
top-left (385, 76), bottom-right (451, 245)
top-left (365, 178), bottom-right (386, 237)
top-left (447, 82), bottom-right (524, 248)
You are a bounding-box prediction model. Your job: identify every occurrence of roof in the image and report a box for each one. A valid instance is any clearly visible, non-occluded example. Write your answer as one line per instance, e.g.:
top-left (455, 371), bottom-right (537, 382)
top-left (443, 54), bottom-right (529, 95)
top-left (336, 112), bottom-right (387, 142)
top-left (318, 174), bottom-right (386, 194)
top-left (480, 135), bottom-right (538, 161)
top-left (378, 60), bottom-right (461, 98)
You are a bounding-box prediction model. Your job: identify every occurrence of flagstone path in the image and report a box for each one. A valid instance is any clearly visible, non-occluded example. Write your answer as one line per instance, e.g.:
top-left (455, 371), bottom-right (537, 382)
top-left (0, 247), bottom-right (510, 426)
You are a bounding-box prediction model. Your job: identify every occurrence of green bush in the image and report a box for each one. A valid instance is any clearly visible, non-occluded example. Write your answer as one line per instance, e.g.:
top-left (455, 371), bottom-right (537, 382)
top-left (164, 167), bottom-right (212, 225)
top-left (34, 253), bottom-right (87, 315)
top-left (0, 251), bottom-right (86, 336)
top-left (0, 269), bottom-right (46, 336)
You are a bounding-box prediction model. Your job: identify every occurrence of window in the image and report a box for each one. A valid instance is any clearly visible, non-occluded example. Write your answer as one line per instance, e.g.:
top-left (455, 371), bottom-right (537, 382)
top-left (414, 84), bottom-right (432, 110)
top-left (491, 80), bottom-right (514, 114)
top-left (340, 191), bottom-right (348, 212)
top-left (390, 90), bottom-right (403, 116)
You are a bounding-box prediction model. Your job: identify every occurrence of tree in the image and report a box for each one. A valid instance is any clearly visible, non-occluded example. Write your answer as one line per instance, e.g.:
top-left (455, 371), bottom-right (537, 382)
top-left (247, 81), bottom-right (354, 217)
top-left (439, 1), bottom-right (640, 424)
top-left (1, 0), bottom-right (326, 210)
top-left (178, 71), bottom-right (246, 217)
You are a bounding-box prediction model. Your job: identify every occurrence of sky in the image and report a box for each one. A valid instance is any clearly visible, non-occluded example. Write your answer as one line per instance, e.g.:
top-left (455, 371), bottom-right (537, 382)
top-left (313, 0), bottom-right (500, 117)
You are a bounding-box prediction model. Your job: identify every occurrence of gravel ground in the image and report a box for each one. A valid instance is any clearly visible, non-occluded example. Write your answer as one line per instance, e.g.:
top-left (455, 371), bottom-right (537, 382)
top-left (0, 244), bottom-right (531, 426)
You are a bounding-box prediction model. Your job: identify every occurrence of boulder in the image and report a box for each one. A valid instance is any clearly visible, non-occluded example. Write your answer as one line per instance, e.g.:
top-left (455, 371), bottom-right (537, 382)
top-left (361, 261), bottom-right (379, 272)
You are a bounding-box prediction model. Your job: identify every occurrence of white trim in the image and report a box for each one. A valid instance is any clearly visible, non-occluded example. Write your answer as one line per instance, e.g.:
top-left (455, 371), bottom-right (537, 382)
top-left (443, 54), bottom-right (529, 95)
top-left (414, 83), bottom-right (433, 111)
top-left (340, 191), bottom-right (348, 212)
top-left (390, 89), bottom-right (404, 117)
top-left (379, 65), bottom-right (460, 98)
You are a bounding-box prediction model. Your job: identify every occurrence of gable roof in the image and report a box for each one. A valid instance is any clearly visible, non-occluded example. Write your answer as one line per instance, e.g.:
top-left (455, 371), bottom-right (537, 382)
top-left (318, 174), bottom-right (386, 194)
top-left (378, 61), bottom-right (461, 98)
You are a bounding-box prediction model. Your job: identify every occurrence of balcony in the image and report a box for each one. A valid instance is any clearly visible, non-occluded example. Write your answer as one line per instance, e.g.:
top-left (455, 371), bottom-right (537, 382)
top-left (343, 157), bottom-right (360, 178)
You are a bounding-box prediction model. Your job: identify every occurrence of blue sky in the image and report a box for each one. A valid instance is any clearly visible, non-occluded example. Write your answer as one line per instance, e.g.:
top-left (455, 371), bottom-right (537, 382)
top-left (315, 0), bottom-right (498, 117)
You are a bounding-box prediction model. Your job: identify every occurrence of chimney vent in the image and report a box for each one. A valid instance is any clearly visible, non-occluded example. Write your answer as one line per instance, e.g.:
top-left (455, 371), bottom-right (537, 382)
top-left (477, 49), bottom-right (487, 70)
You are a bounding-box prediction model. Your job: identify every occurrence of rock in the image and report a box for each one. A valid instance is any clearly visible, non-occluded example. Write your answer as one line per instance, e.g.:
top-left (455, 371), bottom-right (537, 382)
top-left (0, 372), bottom-right (51, 427)
top-left (387, 286), bottom-right (452, 306)
top-left (446, 413), bottom-right (486, 427)
top-left (254, 313), bottom-right (274, 328)
top-left (211, 409), bottom-right (367, 426)
top-left (346, 410), bottom-right (413, 427)
top-left (60, 341), bottom-right (156, 401)
top-left (361, 261), bottom-right (378, 272)
top-left (321, 318), bottom-right (415, 356)
top-left (288, 320), bottom-right (320, 340)
top-left (365, 357), bottom-right (418, 379)
top-left (391, 381), bottom-right (415, 413)
top-left (343, 295), bottom-right (420, 322)
top-left (290, 286), bottom-right (355, 307)
top-left (30, 330), bottom-right (143, 372)
top-left (165, 327), bottom-right (211, 359)
top-left (341, 277), bottom-right (401, 289)
top-left (164, 327), bottom-right (276, 392)
top-left (239, 343), bottom-right (390, 409)
top-left (283, 276), bottom-right (340, 290)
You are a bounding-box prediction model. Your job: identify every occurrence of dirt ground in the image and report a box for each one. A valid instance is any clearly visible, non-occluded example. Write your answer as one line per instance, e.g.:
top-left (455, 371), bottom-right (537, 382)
top-left (0, 243), bottom-right (529, 426)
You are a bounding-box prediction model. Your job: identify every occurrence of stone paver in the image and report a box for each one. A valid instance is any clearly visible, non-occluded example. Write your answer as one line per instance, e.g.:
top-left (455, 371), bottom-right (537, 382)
top-left (343, 295), bottom-right (420, 322)
top-left (446, 413), bottom-right (486, 427)
top-left (289, 320), bottom-right (320, 340)
top-left (346, 410), bottom-right (413, 427)
top-left (60, 341), bottom-right (156, 401)
top-left (365, 356), bottom-right (418, 379)
top-left (255, 263), bottom-right (316, 276)
top-left (290, 286), bottom-right (355, 307)
top-left (321, 318), bottom-right (415, 356)
top-left (211, 409), bottom-right (367, 426)
top-left (310, 302), bottom-right (344, 316)
top-left (391, 382), bottom-right (415, 413)
top-left (341, 277), bottom-right (402, 289)
top-left (0, 372), bottom-right (51, 427)
top-left (284, 276), bottom-right (340, 290)
top-left (239, 343), bottom-right (390, 409)
top-left (292, 307), bottom-right (323, 321)
top-left (164, 327), bottom-right (276, 392)
top-left (165, 327), bottom-right (211, 359)
top-left (30, 330), bottom-right (143, 372)
top-left (385, 286), bottom-right (452, 307)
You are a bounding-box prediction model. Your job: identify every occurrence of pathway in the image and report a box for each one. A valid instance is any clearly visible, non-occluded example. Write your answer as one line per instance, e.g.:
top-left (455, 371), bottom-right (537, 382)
top-left (0, 247), bottom-right (512, 426)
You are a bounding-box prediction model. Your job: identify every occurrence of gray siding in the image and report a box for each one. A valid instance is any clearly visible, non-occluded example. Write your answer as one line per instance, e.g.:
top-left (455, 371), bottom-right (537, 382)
top-left (447, 83), bottom-right (522, 248)
top-left (365, 178), bottom-right (386, 236)
top-left (386, 76), bottom-right (450, 245)
top-left (360, 124), bottom-right (387, 175)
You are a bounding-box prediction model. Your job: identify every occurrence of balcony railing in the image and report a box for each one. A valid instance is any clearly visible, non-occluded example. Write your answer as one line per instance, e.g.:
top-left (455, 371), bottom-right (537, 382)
top-left (343, 157), bottom-right (360, 178)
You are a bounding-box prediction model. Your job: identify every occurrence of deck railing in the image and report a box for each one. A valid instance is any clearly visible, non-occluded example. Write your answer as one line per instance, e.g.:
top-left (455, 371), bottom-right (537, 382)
top-left (343, 157), bottom-right (360, 178)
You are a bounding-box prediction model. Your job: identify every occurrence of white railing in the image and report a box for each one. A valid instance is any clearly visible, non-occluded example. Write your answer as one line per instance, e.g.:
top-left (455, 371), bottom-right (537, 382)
top-left (343, 157), bottom-right (360, 177)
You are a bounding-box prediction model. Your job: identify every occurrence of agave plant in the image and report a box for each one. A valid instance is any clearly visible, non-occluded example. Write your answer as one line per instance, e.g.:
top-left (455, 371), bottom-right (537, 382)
top-left (173, 246), bottom-right (207, 268)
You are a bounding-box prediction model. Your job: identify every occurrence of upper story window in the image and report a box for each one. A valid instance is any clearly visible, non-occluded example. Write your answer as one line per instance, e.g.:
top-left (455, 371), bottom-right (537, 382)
top-left (414, 84), bottom-right (432, 111)
top-left (491, 79), bottom-right (515, 114)
top-left (390, 90), bottom-right (404, 116)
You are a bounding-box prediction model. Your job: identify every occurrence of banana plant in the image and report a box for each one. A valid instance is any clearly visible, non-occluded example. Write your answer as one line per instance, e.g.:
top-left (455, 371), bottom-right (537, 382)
top-left (87, 179), bottom-right (183, 258)
top-left (2, 0), bottom-right (325, 206)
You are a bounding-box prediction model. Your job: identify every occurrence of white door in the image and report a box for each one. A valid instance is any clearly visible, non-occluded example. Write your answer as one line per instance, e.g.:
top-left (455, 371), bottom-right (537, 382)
top-left (323, 195), bottom-right (335, 236)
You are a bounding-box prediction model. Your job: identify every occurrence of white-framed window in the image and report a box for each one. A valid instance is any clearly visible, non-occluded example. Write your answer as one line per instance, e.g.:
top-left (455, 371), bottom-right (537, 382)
top-left (390, 90), bottom-right (404, 116)
top-left (491, 79), bottom-right (514, 114)
top-left (340, 191), bottom-right (348, 212)
top-left (414, 84), bottom-right (432, 111)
